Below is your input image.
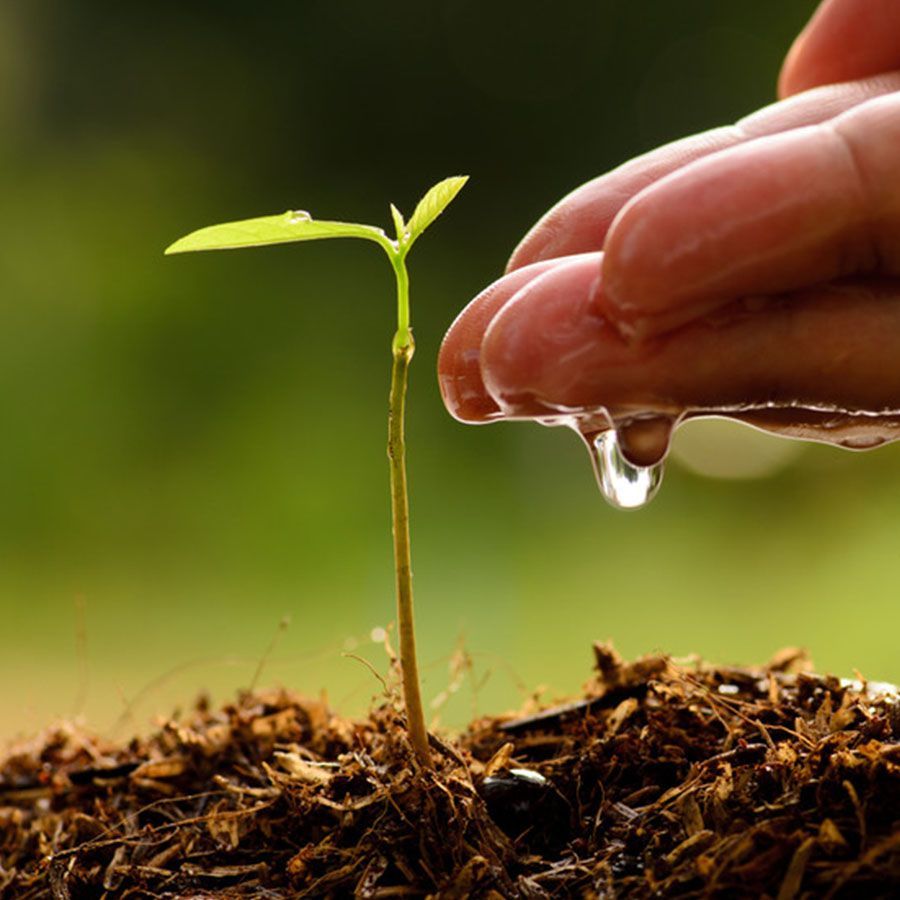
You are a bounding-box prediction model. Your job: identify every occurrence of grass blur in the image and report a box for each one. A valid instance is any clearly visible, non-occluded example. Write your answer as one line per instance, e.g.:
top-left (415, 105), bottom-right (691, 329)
top-left (5, 0), bottom-right (898, 742)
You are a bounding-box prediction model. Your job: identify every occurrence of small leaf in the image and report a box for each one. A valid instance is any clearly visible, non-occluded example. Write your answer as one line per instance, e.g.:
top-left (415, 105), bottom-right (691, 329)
top-left (166, 210), bottom-right (388, 255)
top-left (405, 176), bottom-right (468, 247)
top-left (390, 204), bottom-right (406, 241)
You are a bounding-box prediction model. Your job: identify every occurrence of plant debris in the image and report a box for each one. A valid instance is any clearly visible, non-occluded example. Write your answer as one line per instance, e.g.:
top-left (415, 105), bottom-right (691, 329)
top-left (3, 644), bottom-right (900, 897)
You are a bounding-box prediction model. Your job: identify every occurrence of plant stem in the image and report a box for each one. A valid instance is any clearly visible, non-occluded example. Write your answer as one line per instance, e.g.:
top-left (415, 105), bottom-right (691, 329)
top-left (387, 251), bottom-right (431, 767)
top-left (392, 249), bottom-right (411, 350)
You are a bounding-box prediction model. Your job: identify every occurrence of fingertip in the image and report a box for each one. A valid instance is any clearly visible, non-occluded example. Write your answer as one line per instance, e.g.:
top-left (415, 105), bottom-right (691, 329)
top-left (776, 0), bottom-right (839, 99)
top-left (505, 206), bottom-right (567, 273)
top-left (777, 30), bottom-right (808, 99)
top-left (437, 366), bottom-right (505, 424)
top-left (505, 180), bottom-right (619, 273)
top-left (481, 254), bottom-right (607, 414)
top-left (505, 233), bottom-right (539, 274)
top-left (438, 305), bottom-right (505, 424)
top-left (438, 259), bottom-right (567, 423)
top-left (776, 0), bottom-right (900, 98)
top-left (599, 193), bottom-right (673, 338)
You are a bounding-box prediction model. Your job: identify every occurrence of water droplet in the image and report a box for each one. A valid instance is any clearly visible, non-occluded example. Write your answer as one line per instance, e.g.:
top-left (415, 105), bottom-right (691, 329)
top-left (591, 429), bottom-right (664, 510)
top-left (288, 209), bottom-right (312, 224)
top-left (616, 415), bottom-right (674, 467)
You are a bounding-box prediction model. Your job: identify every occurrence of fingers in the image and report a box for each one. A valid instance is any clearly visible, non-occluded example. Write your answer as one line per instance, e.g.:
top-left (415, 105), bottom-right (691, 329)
top-left (600, 92), bottom-right (900, 337)
top-left (443, 5), bottom-right (900, 437)
top-left (479, 254), bottom-right (900, 447)
top-left (507, 73), bottom-right (900, 272)
top-left (438, 257), bottom-right (574, 422)
top-left (779, 0), bottom-right (900, 98)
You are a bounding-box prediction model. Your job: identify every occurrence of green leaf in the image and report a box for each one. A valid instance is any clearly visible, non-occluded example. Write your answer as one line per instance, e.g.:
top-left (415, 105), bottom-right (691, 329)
top-left (165, 210), bottom-right (389, 255)
top-left (405, 176), bottom-right (468, 247)
top-left (390, 204), bottom-right (406, 241)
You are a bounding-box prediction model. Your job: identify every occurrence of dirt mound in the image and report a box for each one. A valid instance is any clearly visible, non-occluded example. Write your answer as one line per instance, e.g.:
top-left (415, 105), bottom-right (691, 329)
top-left (3, 645), bottom-right (900, 898)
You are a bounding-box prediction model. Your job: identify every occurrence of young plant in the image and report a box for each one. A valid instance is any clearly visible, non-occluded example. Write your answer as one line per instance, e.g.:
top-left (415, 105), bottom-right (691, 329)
top-left (165, 176), bottom-right (468, 767)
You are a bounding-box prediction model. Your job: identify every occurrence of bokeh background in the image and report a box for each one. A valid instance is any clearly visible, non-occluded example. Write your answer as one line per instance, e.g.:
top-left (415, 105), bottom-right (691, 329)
top-left (3, 0), bottom-right (897, 741)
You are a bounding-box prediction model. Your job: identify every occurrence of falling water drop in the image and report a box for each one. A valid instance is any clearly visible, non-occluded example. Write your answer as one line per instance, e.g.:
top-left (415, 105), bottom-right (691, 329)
top-left (591, 429), bottom-right (664, 509)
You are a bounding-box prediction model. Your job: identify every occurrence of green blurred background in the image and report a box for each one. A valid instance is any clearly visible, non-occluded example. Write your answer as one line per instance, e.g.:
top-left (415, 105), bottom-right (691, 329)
top-left (3, 0), bottom-right (898, 742)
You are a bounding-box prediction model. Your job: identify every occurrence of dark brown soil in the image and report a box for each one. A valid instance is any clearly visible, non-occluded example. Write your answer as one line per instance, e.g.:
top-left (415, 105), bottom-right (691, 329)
top-left (3, 644), bottom-right (900, 898)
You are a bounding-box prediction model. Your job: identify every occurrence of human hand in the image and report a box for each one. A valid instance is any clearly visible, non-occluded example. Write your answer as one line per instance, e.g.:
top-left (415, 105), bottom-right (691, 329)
top-left (439, 0), bottom-right (900, 458)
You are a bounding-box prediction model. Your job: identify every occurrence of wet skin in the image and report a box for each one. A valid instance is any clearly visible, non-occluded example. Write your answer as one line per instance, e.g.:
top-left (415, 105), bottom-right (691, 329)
top-left (439, 0), bottom-right (900, 451)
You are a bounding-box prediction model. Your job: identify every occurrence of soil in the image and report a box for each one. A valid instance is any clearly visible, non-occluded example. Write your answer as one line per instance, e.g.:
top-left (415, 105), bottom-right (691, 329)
top-left (3, 644), bottom-right (900, 898)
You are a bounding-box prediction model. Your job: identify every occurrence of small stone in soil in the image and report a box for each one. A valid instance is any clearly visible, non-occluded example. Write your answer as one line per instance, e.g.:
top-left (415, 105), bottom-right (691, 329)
top-left (481, 766), bottom-right (572, 856)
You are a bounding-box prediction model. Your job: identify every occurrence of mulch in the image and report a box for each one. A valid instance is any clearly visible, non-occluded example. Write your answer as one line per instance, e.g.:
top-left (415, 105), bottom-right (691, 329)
top-left (3, 644), bottom-right (900, 898)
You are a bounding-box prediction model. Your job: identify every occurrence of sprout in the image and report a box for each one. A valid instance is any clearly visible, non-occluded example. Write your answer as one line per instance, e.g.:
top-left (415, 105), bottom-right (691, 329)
top-left (167, 176), bottom-right (469, 767)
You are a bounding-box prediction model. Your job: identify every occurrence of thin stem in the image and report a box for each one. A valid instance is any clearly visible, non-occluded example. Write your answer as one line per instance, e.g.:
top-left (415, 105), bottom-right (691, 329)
top-left (391, 251), bottom-right (411, 350)
top-left (387, 252), bottom-right (430, 767)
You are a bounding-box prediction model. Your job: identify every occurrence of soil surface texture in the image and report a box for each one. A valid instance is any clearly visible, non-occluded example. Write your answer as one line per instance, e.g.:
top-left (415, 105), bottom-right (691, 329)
top-left (3, 644), bottom-right (900, 898)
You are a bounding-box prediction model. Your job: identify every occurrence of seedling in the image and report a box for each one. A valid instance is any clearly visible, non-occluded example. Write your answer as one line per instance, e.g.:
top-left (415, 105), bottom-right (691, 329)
top-left (166, 176), bottom-right (468, 767)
